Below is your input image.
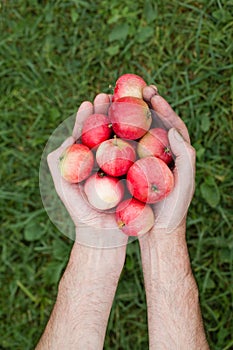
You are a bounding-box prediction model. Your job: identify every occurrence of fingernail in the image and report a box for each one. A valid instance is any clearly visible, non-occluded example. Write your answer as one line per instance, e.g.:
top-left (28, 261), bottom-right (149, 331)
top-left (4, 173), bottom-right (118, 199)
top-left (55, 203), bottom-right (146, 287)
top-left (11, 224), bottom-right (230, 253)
top-left (149, 84), bottom-right (158, 94)
top-left (173, 129), bottom-right (184, 142)
top-left (143, 86), bottom-right (158, 101)
top-left (78, 101), bottom-right (93, 112)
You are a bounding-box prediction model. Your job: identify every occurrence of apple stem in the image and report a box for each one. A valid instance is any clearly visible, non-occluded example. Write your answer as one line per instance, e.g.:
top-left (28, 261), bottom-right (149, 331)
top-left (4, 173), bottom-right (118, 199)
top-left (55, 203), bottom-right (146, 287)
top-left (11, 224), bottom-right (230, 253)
top-left (147, 110), bottom-right (152, 120)
top-left (98, 171), bottom-right (105, 178)
top-left (151, 184), bottom-right (158, 192)
top-left (164, 146), bottom-right (171, 154)
top-left (113, 134), bottom-right (118, 146)
top-left (108, 123), bottom-right (112, 128)
top-left (118, 220), bottom-right (125, 228)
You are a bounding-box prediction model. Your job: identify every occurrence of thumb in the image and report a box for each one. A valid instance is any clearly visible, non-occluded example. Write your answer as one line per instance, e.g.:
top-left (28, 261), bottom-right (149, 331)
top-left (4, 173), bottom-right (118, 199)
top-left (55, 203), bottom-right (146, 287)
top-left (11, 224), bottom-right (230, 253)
top-left (47, 136), bottom-right (75, 179)
top-left (168, 128), bottom-right (196, 197)
top-left (150, 95), bottom-right (191, 143)
top-left (168, 128), bottom-right (196, 168)
top-left (46, 136), bottom-right (75, 200)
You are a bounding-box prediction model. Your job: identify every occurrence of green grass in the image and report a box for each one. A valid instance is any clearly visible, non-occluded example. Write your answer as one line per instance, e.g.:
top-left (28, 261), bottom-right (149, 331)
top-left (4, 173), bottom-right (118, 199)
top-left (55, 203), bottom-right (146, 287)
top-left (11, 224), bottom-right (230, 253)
top-left (0, 0), bottom-right (232, 349)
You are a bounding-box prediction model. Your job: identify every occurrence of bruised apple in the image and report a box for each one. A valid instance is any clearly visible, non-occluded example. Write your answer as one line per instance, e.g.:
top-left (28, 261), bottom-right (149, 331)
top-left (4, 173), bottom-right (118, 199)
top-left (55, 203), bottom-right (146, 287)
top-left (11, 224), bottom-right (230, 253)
top-left (112, 73), bottom-right (147, 101)
top-left (84, 172), bottom-right (124, 210)
top-left (81, 113), bottom-right (112, 149)
top-left (115, 198), bottom-right (154, 236)
top-left (127, 157), bottom-right (174, 203)
top-left (137, 128), bottom-right (173, 164)
top-left (109, 96), bottom-right (152, 140)
top-left (59, 144), bottom-right (94, 183)
top-left (96, 137), bottom-right (136, 177)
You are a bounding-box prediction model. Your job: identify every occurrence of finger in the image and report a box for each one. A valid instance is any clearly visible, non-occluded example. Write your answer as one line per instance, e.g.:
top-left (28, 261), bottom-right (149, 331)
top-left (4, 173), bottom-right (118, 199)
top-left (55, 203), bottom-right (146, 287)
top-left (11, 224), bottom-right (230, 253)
top-left (73, 208), bottom-right (129, 248)
top-left (46, 138), bottom-right (96, 222)
top-left (94, 93), bottom-right (111, 115)
top-left (169, 128), bottom-right (195, 164)
top-left (72, 101), bottom-right (94, 140)
top-left (142, 85), bottom-right (158, 102)
top-left (150, 95), bottom-right (190, 143)
top-left (59, 184), bottom-right (129, 248)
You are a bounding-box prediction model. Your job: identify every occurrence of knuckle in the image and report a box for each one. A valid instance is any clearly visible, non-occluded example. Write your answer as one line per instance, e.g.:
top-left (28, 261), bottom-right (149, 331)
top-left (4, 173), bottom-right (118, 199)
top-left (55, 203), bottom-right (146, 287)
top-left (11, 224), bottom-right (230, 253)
top-left (47, 151), bottom-right (55, 165)
top-left (47, 152), bottom-right (52, 165)
top-left (188, 144), bottom-right (196, 160)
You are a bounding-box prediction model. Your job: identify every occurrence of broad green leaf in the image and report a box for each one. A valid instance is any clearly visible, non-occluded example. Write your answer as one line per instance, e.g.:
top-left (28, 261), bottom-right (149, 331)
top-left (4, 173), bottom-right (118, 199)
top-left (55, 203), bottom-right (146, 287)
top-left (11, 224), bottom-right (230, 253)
top-left (200, 181), bottom-right (220, 207)
top-left (52, 239), bottom-right (70, 261)
top-left (108, 23), bottom-right (129, 42)
top-left (45, 6), bottom-right (53, 23)
top-left (24, 221), bottom-right (45, 241)
top-left (43, 261), bottom-right (66, 285)
top-left (105, 44), bottom-right (120, 56)
top-left (137, 27), bottom-right (154, 44)
top-left (193, 142), bottom-right (205, 160)
top-left (201, 114), bottom-right (210, 132)
top-left (107, 14), bottom-right (121, 25)
top-left (71, 9), bottom-right (79, 23)
top-left (205, 277), bottom-right (216, 289)
top-left (144, 0), bottom-right (157, 23)
top-left (196, 146), bottom-right (205, 159)
top-left (219, 248), bottom-right (232, 263)
top-left (205, 175), bottom-right (217, 186)
top-left (50, 107), bottom-right (60, 121)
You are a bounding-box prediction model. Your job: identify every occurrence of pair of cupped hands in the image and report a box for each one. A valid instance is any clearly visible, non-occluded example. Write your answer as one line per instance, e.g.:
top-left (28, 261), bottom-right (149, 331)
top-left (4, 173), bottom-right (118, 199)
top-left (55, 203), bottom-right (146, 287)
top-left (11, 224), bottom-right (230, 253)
top-left (48, 85), bottom-right (196, 248)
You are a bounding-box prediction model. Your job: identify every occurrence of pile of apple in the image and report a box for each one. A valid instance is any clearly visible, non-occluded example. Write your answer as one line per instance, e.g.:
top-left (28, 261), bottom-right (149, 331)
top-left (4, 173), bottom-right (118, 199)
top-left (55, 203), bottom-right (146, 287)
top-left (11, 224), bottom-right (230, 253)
top-left (59, 74), bottom-right (174, 236)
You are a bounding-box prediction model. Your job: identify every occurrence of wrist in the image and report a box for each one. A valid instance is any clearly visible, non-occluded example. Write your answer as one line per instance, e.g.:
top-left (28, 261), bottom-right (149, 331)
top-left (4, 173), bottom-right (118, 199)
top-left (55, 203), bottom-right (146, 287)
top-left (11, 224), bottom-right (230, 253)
top-left (139, 220), bottom-right (187, 249)
top-left (59, 241), bottom-right (126, 298)
top-left (139, 222), bottom-right (192, 290)
top-left (42, 241), bottom-right (127, 350)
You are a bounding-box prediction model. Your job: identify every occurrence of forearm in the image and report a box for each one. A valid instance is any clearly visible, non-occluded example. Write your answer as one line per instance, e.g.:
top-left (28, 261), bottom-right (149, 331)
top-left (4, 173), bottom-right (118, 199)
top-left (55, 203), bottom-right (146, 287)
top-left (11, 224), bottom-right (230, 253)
top-left (139, 223), bottom-right (209, 350)
top-left (36, 241), bottom-right (126, 350)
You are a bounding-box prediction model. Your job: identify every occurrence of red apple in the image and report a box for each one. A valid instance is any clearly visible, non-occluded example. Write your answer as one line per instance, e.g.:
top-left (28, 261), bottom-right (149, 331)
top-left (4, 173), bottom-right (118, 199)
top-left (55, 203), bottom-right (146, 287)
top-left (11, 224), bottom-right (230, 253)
top-left (81, 113), bottom-right (112, 149)
top-left (112, 73), bottom-right (147, 101)
top-left (109, 96), bottom-right (152, 140)
top-left (96, 137), bottom-right (136, 177)
top-left (127, 157), bottom-right (174, 203)
top-left (115, 198), bottom-right (154, 236)
top-left (137, 128), bottom-right (173, 164)
top-left (59, 144), bottom-right (94, 183)
top-left (84, 172), bottom-right (124, 210)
